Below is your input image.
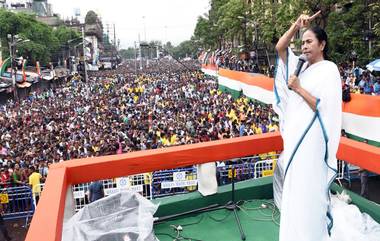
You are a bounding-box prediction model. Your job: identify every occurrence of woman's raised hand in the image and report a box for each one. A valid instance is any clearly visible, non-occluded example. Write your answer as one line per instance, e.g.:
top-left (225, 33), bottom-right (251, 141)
top-left (295, 10), bottom-right (321, 29)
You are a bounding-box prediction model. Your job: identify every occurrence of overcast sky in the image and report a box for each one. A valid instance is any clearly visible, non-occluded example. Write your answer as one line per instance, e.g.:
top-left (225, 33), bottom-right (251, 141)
top-left (42, 0), bottom-right (210, 49)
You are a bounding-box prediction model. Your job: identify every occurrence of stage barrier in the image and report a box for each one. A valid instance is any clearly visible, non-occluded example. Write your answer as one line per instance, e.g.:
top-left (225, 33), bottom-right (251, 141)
top-left (10, 153), bottom-right (350, 214)
top-left (1, 186), bottom-right (35, 227)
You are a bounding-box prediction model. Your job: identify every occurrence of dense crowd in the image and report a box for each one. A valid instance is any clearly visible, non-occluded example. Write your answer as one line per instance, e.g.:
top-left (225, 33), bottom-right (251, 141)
top-left (0, 59), bottom-right (278, 192)
top-left (339, 63), bottom-right (380, 96)
top-left (203, 49), bottom-right (380, 96)
top-left (202, 48), bottom-right (275, 76)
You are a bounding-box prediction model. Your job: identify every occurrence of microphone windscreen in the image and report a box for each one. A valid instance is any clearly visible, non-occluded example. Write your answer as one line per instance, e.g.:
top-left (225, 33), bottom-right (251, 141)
top-left (299, 54), bottom-right (307, 62)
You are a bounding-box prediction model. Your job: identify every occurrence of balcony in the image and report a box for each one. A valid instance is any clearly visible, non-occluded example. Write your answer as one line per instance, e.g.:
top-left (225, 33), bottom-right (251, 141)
top-left (25, 132), bottom-right (380, 241)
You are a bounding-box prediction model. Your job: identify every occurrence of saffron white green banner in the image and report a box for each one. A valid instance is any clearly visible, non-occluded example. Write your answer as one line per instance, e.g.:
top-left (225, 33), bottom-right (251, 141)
top-left (202, 64), bottom-right (380, 146)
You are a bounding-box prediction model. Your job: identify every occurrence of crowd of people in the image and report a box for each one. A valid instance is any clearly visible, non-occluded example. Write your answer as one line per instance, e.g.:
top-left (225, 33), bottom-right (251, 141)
top-left (201, 47), bottom-right (275, 76)
top-left (339, 63), bottom-right (380, 96)
top-left (202, 48), bottom-right (380, 96)
top-left (0, 59), bottom-right (279, 197)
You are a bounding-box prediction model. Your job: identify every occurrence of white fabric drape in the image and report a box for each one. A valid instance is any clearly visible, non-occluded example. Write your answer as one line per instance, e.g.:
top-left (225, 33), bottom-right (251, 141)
top-left (272, 48), bottom-right (380, 241)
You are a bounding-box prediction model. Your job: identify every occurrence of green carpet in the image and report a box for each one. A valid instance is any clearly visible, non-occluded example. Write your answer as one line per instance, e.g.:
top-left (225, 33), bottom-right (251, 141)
top-left (152, 177), bottom-right (380, 240)
top-left (154, 199), bottom-right (280, 241)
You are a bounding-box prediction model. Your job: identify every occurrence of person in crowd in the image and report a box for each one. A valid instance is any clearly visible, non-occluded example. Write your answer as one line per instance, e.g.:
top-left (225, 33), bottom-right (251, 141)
top-left (0, 203), bottom-right (12, 241)
top-left (28, 166), bottom-right (43, 205)
top-left (359, 139), bottom-right (369, 199)
top-left (373, 78), bottom-right (380, 95)
top-left (88, 180), bottom-right (104, 203)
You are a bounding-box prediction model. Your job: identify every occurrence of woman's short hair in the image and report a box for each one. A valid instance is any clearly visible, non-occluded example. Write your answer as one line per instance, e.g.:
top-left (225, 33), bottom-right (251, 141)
top-left (307, 26), bottom-right (329, 60)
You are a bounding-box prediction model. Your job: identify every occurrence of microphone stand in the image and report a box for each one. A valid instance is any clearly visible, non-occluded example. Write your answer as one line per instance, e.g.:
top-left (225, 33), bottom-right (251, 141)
top-left (155, 166), bottom-right (247, 240)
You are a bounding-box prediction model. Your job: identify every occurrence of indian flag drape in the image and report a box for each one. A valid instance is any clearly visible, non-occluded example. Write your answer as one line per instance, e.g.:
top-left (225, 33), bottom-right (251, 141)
top-left (22, 59), bottom-right (27, 82)
top-left (0, 57), bottom-right (11, 76)
top-left (202, 64), bottom-right (380, 146)
top-left (36, 61), bottom-right (41, 77)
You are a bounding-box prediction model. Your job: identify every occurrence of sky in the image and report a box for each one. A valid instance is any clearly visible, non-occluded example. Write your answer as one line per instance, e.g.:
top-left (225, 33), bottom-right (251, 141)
top-left (42, 0), bottom-right (211, 49)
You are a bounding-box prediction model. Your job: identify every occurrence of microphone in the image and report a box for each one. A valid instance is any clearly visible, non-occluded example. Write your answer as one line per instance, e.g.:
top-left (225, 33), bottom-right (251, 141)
top-left (294, 54), bottom-right (307, 77)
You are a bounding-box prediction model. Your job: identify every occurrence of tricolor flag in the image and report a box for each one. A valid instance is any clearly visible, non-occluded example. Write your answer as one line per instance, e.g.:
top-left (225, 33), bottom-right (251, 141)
top-left (22, 59), bottom-right (27, 82)
top-left (201, 66), bottom-right (380, 146)
top-left (36, 61), bottom-right (41, 77)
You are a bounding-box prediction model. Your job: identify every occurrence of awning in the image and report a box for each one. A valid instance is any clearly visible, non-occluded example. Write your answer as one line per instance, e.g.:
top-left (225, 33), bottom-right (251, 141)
top-left (366, 59), bottom-right (380, 72)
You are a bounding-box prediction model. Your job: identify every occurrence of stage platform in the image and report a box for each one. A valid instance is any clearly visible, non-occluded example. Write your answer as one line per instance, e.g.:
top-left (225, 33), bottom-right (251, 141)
top-left (153, 177), bottom-right (380, 241)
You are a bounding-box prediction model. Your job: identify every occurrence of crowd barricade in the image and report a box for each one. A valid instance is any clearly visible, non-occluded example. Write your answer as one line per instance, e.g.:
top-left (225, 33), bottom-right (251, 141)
top-left (336, 160), bottom-right (345, 180)
top-left (72, 175), bottom-right (152, 212)
top-left (216, 154), bottom-right (279, 185)
top-left (253, 158), bottom-right (277, 179)
top-left (151, 166), bottom-right (198, 199)
top-left (340, 162), bottom-right (377, 187)
top-left (1, 185), bottom-right (35, 227)
top-left (3, 154), bottom-right (357, 216)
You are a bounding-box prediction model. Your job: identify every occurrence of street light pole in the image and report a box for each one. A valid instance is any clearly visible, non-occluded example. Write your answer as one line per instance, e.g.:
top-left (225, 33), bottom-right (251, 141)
top-left (142, 16), bottom-right (147, 42)
top-left (243, 16), bottom-right (247, 52)
top-left (254, 23), bottom-right (258, 65)
top-left (82, 26), bottom-right (87, 82)
top-left (138, 34), bottom-right (142, 70)
top-left (134, 41), bottom-right (137, 73)
top-left (7, 35), bottom-right (29, 101)
top-left (8, 34), bottom-right (17, 100)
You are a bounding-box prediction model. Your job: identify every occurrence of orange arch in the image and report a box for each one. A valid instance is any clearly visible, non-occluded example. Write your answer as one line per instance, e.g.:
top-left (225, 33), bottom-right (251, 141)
top-left (26, 133), bottom-right (380, 241)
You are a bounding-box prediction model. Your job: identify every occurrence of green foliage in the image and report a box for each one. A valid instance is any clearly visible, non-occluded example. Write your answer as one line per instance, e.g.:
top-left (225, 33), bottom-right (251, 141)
top-left (370, 2), bottom-right (380, 38)
top-left (193, 0), bottom-right (379, 65)
top-left (172, 40), bottom-right (200, 59)
top-left (0, 9), bottom-right (80, 65)
top-left (54, 25), bottom-right (81, 46)
top-left (119, 48), bottom-right (135, 59)
top-left (326, 0), bottom-right (379, 64)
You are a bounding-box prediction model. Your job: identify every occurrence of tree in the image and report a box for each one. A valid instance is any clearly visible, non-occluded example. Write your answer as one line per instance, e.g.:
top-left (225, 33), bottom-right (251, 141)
top-left (85, 10), bottom-right (98, 25)
top-left (192, 0), bottom-right (379, 65)
top-left (119, 48), bottom-right (135, 59)
top-left (163, 41), bottom-right (174, 54)
top-left (194, 16), bottom-right (214, 48)
top-left (326, 0), bottom-right (379, 64)
top-left (172, 40), bottom-right (199, 59)
top-left (0, 9), bottom-right (80, 65)
top-left (369, 2), bottom-right (380, 38)
top-left (54, 25), bottom-right (81, 46)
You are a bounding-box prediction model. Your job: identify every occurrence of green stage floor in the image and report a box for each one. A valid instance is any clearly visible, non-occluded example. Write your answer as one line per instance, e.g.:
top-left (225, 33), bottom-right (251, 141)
top-left (154, 199), bottom-right (280, 241)
top-left (152, 177), bottom-right (380, 241)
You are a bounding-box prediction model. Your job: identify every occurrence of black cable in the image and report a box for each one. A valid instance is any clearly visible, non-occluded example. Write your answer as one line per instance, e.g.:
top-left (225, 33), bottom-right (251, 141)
top-left (159, 46), bottom-right (192, 72)
top-left (180, 214), bottom-right (205, 226)
top-left (155, 232), bottom-right (177, 239)
top-left (206, 210), bottom-right (232, 222)
top-left (156, 213), bottom-right (204, 227)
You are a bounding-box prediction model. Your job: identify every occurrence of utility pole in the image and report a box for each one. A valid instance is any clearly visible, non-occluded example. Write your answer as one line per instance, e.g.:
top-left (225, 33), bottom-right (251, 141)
top-left (138, 34), bottom-right (142, 70)
top-left (8, 35), bottom-right (17, 100)
top-left (82, 26), bottom-right (87, 82)
top-left (369, 14), bottom-right (372, 57)
top-left (134, 41), bottom-right (137, 73)
top-left (142, 16), bottom-right (146, 41)
top-left (113, 23), bottom-right (116, 68)
top-left (0, 40), bottom-right (2, 65)
top-left (107, 23), bottom-right (112, 69)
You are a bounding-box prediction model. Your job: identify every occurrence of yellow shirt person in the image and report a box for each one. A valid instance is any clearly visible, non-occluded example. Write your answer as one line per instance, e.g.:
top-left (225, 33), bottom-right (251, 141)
top-left (29, 168), bottom-right (42, 195)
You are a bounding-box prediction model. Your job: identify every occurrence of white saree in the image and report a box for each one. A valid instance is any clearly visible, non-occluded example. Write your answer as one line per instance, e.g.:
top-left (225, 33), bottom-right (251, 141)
top-left (272, 48), bottom-right (380, 241)
top-left (273, 48), bottom-right (341, 241)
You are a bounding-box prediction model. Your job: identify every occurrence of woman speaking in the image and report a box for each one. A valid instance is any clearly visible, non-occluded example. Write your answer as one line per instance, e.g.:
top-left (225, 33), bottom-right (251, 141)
top-left (273, 11), bottom-right (342, 241)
